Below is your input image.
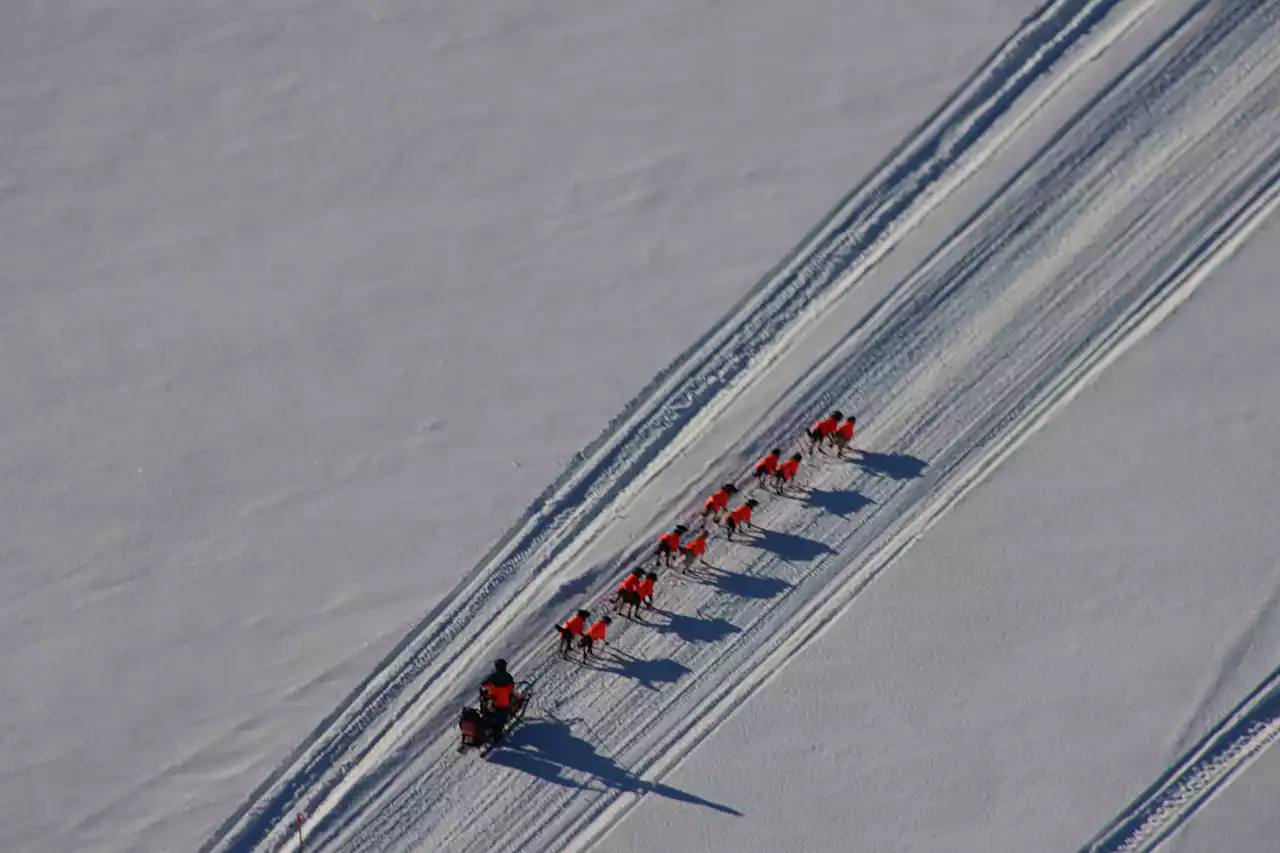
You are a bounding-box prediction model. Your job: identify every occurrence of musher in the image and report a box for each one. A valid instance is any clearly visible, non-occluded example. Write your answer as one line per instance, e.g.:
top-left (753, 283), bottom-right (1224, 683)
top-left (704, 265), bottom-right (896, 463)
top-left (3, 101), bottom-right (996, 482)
top-left (480, 658), bottom-right (518, 742)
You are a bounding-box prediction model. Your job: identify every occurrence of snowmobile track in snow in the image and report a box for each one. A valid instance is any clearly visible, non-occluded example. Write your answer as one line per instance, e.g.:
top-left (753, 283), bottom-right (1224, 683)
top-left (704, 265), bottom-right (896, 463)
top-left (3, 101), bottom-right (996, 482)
top-left (1082, 663), bottom-right (1280, 853)
top-left (205, 0), bottom-right (1280, 850)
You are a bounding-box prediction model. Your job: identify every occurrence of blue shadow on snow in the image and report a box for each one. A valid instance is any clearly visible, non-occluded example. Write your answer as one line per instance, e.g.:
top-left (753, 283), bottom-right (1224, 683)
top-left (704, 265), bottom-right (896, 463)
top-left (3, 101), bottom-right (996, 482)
top-left (589, 651), bottom-right (691, 691)
top-left (1085, 661), bottom-right (1280, 852)
top-left (700, 565), bottom-right (791, 600)
top-left (489, 717), bottom-right (742, 817)
top-left (202, 2), bottom-right (1099, 845)
top-left (803, 487), bottom-right (873, 518)
top-left (850, 451), bottom-right (928, 481)
top-left (650, 609), bottom-right (742, 645)
top-left (750, 528), bottom-right (836, 563)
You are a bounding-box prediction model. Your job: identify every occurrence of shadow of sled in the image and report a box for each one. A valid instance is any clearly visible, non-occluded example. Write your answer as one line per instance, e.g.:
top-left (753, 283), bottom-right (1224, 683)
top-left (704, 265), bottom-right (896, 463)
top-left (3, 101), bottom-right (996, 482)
top-left (850, 450), bottom-right (928, 480)
top-left (490, 717), bottom-right (742, 816)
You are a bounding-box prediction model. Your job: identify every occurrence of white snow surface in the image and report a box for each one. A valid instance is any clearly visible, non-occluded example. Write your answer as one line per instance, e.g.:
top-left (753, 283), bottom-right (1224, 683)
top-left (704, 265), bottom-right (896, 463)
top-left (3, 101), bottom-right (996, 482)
top-left (604, 184), bottom-right (1280, 853)
top-left (0, 1), bottom-right (1036, 852)
top-left (1169, 733), bottom-right (1280, 853)
top-left (7, 1), bottom-right (1280, 852)
top-left (201, 1), bottom-right (1280, 851)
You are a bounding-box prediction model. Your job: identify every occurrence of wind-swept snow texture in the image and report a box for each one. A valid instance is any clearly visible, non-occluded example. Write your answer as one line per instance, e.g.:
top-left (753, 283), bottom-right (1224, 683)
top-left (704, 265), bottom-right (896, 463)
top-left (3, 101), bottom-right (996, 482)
top-left (201, 0), bottom-right (1280, 851)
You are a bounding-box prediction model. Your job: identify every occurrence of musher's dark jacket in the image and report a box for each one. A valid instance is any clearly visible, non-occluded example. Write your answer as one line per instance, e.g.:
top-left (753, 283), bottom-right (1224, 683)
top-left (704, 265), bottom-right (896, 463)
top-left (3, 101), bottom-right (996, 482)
top-left (482, 670), bottom-right (515, 707)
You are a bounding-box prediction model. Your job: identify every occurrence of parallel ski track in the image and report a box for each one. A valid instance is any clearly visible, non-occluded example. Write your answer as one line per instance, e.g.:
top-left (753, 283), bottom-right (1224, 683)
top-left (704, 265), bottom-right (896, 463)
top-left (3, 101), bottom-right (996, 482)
top-left (204, 1), bottom-right (1141, 850)
top-left (206, 0), bottom-right (1280, 851)
top-left (305, 2), bottom-right (1280, 850)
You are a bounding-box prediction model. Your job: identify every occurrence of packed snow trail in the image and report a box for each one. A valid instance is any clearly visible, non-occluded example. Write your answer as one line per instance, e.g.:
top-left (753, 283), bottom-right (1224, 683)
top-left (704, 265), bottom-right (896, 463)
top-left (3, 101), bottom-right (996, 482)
top-left (203, 1), bottom-right (1137, 849)
top-left (205, 0), bottom-right (1280, 850)
top-left (1082, 665), bottom-right (1280, 853)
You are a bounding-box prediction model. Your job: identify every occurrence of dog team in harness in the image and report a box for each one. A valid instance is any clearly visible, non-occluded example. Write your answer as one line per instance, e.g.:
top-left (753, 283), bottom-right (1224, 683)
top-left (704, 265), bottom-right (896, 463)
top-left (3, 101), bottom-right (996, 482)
top-left (462, 408), bottom-right (860, 748)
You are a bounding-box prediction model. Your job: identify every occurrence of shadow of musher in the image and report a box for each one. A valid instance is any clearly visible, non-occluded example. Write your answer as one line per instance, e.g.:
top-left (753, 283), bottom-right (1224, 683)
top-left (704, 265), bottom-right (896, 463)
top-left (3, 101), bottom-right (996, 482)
top-left (488, 716), bottom-right (742, 817)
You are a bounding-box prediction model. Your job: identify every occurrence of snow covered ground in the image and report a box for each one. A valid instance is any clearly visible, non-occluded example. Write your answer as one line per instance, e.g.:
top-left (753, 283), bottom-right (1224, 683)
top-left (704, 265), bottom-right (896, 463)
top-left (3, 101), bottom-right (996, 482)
top-left (0, 1), bottom-right (1035, 851)
top-left (603, 185), bottom-right (1280, 853)
top-left (1170, 734), bottom-right (1280, 853)
top-left (202, 1), bottom-right (1280, 851)
top-left (6, 0), bottom-right (1280, 852)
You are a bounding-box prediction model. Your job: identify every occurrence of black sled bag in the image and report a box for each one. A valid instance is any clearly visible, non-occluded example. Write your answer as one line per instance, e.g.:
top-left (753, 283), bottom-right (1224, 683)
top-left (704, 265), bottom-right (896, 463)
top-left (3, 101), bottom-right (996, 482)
top-left (459, 707), bottom-right (484, 740)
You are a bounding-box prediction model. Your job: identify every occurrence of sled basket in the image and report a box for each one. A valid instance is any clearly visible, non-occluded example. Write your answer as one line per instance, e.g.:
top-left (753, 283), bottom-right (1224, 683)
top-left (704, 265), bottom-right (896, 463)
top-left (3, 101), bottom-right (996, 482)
top-left (459, 707), bottom-right (484, 740)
